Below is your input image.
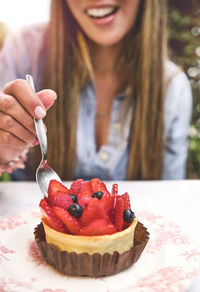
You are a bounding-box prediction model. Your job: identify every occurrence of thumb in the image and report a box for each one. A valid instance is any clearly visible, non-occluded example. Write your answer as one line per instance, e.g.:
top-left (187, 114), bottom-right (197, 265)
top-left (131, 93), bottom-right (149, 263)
top-left (37, 89), bottom-right (57, 110)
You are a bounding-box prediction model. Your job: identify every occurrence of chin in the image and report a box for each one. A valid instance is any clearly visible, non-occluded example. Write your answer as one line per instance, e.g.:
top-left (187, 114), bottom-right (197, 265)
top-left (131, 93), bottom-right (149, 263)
top-left (90, 33), bottom-right (125, 47)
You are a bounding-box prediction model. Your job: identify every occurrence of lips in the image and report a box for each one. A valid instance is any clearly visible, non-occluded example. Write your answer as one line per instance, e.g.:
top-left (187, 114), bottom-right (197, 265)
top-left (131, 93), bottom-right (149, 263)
top-left (85, 6), bottom-right (119, 19)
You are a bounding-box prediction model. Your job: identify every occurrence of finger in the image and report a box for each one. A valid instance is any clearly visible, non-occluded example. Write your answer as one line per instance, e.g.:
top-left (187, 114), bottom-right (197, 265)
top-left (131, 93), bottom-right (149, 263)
top-left (0, 93), bottom-right (36, 136)
top-left (3, 79), bottom-right (46, 119)
top-left (0, 137), bottom-right (26, 164)
top-left (0, 129), bottom-right (26, 149)
top-left (37, 89), bottom-right (57, 110)
top-left (0, 112), bottom-right (36, 146)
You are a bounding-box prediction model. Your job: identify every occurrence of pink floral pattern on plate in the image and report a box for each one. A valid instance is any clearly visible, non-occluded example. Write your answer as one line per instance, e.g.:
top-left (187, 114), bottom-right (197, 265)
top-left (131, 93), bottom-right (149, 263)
top-left (180, 249), bottom-right (200, 262)
top-left (30, 210), bottom-right (41, 220)
top-left (0, 215), bottom-right (27, 231)
top-left (134, 266), bottom-right (198, 292)
top-left (0, 209), bottom-right (199, 292)
top-left (0, 276), bottom-right (33, 292)
top-left (0, 244), bottom-right (15, 264)
top-left (136, 210), bottom-right (191, 254)
top-left (27, 240), bottom-right (47, 267)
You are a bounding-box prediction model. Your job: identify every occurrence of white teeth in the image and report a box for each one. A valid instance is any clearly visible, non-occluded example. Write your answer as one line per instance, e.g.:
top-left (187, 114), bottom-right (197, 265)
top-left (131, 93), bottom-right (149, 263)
top-left (86, 7), bottom-right (116, 18)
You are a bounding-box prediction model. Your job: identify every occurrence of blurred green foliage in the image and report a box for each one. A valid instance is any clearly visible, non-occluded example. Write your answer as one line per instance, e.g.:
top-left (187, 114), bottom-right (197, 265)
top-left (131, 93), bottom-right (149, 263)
top-left (1, 173), bottom-right (11, 181)
top-left (168, 0), bottom-right (200, 178)
top-left (168, 1), bottom-right (200, 70)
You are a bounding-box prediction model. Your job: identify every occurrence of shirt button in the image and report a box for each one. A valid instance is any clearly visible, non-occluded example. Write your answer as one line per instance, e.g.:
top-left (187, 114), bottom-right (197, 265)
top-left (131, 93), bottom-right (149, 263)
top-left (100, 152), bottom-right (109, 161)
top-left (114, 122), bottom-right (121, 130)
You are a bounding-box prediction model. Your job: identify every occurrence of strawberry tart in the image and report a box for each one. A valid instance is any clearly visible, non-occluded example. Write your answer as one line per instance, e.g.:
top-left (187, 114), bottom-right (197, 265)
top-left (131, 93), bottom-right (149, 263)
top-left (34, 178), bottom-right (149, 277)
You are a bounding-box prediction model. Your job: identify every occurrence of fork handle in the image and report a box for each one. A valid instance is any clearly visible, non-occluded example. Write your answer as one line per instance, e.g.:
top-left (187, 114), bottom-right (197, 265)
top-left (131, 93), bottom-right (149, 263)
top-left (26, 74), bottom-right (48, 161)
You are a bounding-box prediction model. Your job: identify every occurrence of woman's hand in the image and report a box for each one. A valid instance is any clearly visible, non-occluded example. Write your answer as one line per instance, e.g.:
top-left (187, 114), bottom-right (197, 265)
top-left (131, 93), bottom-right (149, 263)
top-left (0, 79), bottom-right (57, 165)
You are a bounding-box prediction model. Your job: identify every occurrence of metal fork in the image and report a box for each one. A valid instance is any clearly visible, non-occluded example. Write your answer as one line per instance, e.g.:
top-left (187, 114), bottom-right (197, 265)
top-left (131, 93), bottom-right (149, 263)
top-left (26, 74), bottom-right (61, 196)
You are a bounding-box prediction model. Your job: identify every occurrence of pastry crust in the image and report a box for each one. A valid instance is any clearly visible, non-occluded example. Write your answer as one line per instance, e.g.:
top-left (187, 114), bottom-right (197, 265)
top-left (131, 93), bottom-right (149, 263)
top-left (42, 217), bottom-right (138, 255)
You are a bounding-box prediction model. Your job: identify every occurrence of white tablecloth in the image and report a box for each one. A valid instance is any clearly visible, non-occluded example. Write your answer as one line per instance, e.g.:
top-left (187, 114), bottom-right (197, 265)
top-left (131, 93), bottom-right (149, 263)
top-left (0, 180), bottom-right (200, 291)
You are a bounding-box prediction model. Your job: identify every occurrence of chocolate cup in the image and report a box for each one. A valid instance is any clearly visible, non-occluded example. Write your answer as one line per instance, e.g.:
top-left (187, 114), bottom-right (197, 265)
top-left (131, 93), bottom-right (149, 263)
top-left (34, 222), bottom-right (149, 277)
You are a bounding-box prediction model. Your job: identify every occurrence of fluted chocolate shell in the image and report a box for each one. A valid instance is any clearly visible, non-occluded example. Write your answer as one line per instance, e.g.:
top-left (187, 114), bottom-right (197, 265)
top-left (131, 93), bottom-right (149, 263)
top-left (34, 222), bottom-right (149, 277)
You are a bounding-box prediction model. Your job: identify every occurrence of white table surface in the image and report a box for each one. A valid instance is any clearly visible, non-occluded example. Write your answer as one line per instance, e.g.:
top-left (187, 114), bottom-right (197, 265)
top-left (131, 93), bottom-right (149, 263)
top-left (0, 180), bottom-right (200, 291)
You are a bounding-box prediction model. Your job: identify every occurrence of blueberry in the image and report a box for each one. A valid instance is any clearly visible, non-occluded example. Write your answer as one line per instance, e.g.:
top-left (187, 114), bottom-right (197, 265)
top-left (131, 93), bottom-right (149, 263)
top-left (68, 194), bottom-right (78, 203)
top-left (68, 203), bottom-right (83, 218)
top-left (123, 209), bottom-right (135, 223)
top-left (92, 191), bottom-right (103, 200)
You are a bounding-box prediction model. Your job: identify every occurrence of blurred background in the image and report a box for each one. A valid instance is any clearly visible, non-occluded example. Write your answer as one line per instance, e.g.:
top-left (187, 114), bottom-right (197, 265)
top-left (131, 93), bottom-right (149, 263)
top-left (168, 0), bottom-right (200, 179)
top-left (0, 0), bottom-right (50, 33)
top-left (0, 0), bottom-right (199, 179)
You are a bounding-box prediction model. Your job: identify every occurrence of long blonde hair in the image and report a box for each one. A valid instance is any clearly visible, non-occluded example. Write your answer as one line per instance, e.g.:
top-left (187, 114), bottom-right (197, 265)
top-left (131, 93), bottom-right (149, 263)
top-left (36, 0), bottom-right (167, 180)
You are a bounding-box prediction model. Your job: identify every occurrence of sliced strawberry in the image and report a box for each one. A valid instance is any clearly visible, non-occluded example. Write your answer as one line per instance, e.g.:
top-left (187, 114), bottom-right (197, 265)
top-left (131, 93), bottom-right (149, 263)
top-left (122, 192), bottom-right (132, 229)
top-left (51, 192), bottom-right (73, 209)
top-left (39, 198), bottom-right (67, 233)
top-left (48, 180), bottom-right (70, 204)
top-left (52, 206), bottom-right (81, 235)
top-left (70, 179), bottom-right (85, 196)
top-left (113, 195), bottom-right (124, 232)
top-left (90, 178), bottom-right (108, 193)
top-left (78, 181), bottom-right (93, 199)
top-left (101, 192), bottom-right (115, 216)
top-left (78, 195), bottom-right (92, 209)
top-left (123, 192), bottom-right (131, 209)
top-left (79, 219), bottom-right (116, 236)
top-left (112, 183), bottom-right (118, 196)
top-left (114, 192), bottom-right (132, 231)
top-left (111, 184), bottom-right (118, 222)
top-left (90, 178), bottom-right (114, 215)
top-left (80, 198), bottom-right (111, 226)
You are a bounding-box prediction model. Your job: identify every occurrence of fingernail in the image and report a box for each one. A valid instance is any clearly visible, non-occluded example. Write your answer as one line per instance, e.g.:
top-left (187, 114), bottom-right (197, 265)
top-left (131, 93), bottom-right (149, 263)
top-left (53, 92), bottom-right (57, 100)
top-left (34, 106), bottom-right (46, 119)
top-left (33, 138), bottom-right (39, 146)
top-left (51, 90), bottom-right (57, 100)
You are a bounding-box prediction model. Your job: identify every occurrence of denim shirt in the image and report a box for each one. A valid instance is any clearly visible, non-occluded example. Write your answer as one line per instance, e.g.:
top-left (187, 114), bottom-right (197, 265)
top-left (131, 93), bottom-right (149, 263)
top-left (74, 64), bottom-right (192, 181)
top-left (75, 85), bottom-right (130, 180)
top-left (0, 25), bottom-right (193, 180)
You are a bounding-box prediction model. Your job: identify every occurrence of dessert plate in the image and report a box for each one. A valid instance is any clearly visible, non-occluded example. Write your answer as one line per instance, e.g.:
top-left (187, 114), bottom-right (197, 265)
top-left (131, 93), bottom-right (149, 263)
top-left (0, 210), bottom-right (200, 292)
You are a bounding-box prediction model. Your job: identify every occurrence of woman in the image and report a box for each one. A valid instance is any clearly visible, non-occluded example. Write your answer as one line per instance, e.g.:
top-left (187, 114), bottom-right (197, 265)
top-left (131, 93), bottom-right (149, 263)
top-left (0, 0), bottom-right (192, 180)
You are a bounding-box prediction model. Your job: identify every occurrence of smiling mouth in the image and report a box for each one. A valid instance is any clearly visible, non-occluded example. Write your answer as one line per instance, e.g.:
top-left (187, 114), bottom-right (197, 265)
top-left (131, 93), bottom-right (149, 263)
top-left (85, 6), bottom-right (119, 19)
